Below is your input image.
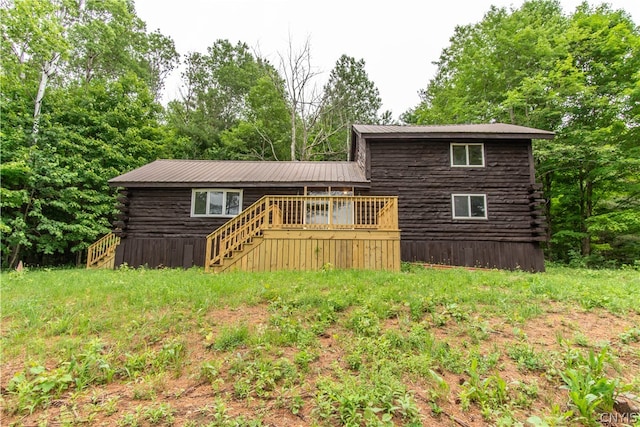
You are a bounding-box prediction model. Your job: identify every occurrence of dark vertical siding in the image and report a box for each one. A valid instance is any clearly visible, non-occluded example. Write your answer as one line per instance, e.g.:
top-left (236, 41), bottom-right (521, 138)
top-left (365, 139), bottom-right (545, 271)
top-left (115, 238), bottom-right (207, 269)
top-left (400, 240), bottom-right (544, 272)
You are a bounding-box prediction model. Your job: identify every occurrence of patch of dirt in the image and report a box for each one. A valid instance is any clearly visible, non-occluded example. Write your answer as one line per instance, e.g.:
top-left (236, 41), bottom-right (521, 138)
top-left (2, 303), bottom-right (640, 426)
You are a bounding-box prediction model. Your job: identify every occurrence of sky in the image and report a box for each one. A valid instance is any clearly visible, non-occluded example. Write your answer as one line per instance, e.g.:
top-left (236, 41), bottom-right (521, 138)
top-left (135, 0), bottom-right (639, 120)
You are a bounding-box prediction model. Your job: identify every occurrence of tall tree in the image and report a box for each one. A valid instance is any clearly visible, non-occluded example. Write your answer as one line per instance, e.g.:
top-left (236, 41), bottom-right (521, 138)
top-left (278, 36), bottom-right (322, 160)
top-left (317, 54), bottom-right (386, 160)
top-left (278, 39), bottom-right (388, 160)
top-left (547, 4), bottom-right (640, 261)
top-left (142, 30), bottom-right (179, 101)
top-left (166, 40), bottom-right (282, 159)
top-left (219, 73), bottom-right (291, 160)
top-left (1, 0), bottom-right (177, 267)
top-left (66, 1), bottom-right (179, 99)
top-left (1, 0), bottom-right (72, 138)
top-left (404, 0), bottom-right (567, 127)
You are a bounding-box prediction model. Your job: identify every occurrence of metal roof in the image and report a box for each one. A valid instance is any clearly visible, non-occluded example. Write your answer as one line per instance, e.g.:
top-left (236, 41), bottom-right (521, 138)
top-left (109, 160), bottom-right (369, 188)
top-left (352, 123), bottom-right (555, 140)
top-left (110, 124), bottom-right (554, 188)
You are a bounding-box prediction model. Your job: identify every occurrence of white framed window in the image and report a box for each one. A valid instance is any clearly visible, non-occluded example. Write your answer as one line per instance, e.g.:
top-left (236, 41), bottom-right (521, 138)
top-left (452, 194), bottom-right (487, 219)
top-left (451, 143), bottom-right (484, 167)
top-left (191, 189), bottom-right (242, 217)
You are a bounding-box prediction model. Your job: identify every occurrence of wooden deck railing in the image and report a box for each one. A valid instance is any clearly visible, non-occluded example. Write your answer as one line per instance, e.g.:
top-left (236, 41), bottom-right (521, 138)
top-left (205, 195), bottom-right (398, 272)
top-left (86, 233), bottom-right (120, 269)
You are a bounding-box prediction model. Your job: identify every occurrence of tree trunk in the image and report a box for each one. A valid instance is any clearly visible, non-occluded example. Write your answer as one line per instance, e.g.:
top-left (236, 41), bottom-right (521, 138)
top-left (33, 47), bottom-right (64, 135)
top-left (18, 55), bottom-right (59, 267)
top-left (577, 171), bottom-right (593, 257)
top-left (581, 179), bottom-right (593, 256)
top-left (8, 243), bottom-right (22, 270)
top-left (345, 124), bottom-right (351, 161)
top-left (541, 171), bottom-right (553, 255)
top-left (8, 185), bottom-right (38, 268)
top-left (290, 108), bottom-right (296, 161)
top-left (301, 126), bottom-right (309, 160)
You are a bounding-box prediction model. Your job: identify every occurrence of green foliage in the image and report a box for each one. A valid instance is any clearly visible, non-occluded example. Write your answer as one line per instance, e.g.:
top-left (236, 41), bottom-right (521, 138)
top-left (459, 359), bottom-right (510, 414)
top-left (157, 340), bottom-right (187, 375)
top-left (506, 343), bottom-right (547, 372)
top-left (558, 347), bottom-right (620, 425)
top-left (6, 364), bottom-right (73, 414)
top-left (65, 338), bottom-right (116, 389)
top-left (527, 405), bottom-right (574, 427)
top-left (315, 54), bottom-right (388, 159)
top-left (196, 400), bottom-right (264, 427)
top-left (209, 324), bottom-right (251, 351)
top-left (619, 327), bottom-right (640, 344)
top-left (263, 306), bottom-right (317, 347)
top-left (0, 0), bottom-right (178, 268)
top-left (228, 354), bottom-right (299, 399)
top-left (142, 403), bottom-right (175, 425)
top-left (345, 307), bottom-right (381, 337)
top-left (315, 369), bottom-right (421, 426)
top-left (1, 73), bottom-right (172, 267)
top-left (199, 360), bottom-right (222, 384)
top-left (166, 40), bottom-right (289, 160)
top-left (219, 75), bottom-right (291, 160)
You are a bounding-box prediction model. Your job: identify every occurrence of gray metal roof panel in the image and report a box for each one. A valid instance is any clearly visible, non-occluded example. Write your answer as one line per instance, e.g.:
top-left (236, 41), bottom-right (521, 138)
top-left (109, 160), bottom-right (369, 187)
top-left (352, 123), bottom-right (554, 139)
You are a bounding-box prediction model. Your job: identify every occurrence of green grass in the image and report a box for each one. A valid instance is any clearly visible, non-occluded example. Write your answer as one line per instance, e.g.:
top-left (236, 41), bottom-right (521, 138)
top-left (1, 265), bottom-right (639, 425)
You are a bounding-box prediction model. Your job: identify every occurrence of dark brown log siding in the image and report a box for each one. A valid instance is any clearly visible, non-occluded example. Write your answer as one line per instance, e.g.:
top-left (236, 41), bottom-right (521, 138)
top-left (115, 187), bottom-right (303, 268)
top-left (364, 138), bottom-right (545, 271)
top-left (120, 187), bottom-right (302, 239)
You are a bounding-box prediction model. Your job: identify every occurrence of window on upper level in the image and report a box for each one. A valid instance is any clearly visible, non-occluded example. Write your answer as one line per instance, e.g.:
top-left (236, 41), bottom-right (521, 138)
top-left (452, 194), bottom-right (487, 219)
top-left (191, 189), bottom-right (242, 217)
top-left (451, 143), bottom-right (484, 167)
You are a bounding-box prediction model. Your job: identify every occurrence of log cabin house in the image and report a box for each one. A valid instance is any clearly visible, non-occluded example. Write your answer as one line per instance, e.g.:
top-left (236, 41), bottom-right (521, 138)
top-left (88, 123), bottom-right (553, 272)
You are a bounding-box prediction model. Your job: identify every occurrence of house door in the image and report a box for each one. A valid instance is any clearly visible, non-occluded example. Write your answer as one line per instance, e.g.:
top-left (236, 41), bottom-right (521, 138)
top-left (305, 187), bottom-right (354, 225)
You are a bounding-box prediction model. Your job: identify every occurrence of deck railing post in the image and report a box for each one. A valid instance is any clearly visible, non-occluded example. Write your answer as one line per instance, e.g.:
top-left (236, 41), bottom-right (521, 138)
top-left (328, 196), bottom-right (333, 227)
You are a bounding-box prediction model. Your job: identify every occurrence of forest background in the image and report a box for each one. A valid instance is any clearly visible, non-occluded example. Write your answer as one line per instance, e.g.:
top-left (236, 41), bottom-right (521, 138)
top-left (1, 0), bottom-right (638, 269)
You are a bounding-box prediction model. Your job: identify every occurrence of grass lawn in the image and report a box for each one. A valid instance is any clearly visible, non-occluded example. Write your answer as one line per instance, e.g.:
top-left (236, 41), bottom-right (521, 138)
top-left (1, 265), bottom-right (639, 426)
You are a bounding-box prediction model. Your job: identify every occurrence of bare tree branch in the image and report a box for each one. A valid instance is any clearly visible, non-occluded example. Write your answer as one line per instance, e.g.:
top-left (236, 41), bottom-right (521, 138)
top-left (278, 34), bottom-right (323, 160)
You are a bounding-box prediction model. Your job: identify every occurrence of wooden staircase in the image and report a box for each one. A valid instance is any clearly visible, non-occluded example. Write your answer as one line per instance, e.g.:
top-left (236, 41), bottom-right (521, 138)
top-left (204, 196), bottom-right (399, 273)
top-left (86, 233), bottom-right (120, 269)
top-left (204, 196), bottom-right (276, 273)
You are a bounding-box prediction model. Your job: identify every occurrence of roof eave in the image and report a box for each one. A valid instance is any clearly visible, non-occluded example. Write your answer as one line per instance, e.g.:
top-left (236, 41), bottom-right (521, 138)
top-left (353, 131), bottom-right (555, 140)
top-left (109, 180), bottom-right (372, 189)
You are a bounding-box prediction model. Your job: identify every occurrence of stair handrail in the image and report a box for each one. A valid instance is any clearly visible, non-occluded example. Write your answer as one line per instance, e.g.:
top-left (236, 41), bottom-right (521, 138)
top-left (205, 196), bottom-right (273, 272)
top-left (377, 198), bottom-right (398, 230)
top-left (86, 233), bottom-right (120, 268)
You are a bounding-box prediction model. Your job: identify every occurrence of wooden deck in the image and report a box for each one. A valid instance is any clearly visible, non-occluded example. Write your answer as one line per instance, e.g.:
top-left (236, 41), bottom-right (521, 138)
top-left (205, 196), bottom-right (400, 273)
